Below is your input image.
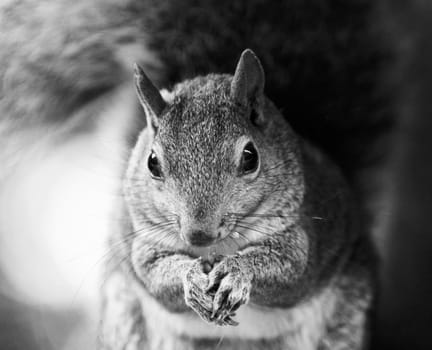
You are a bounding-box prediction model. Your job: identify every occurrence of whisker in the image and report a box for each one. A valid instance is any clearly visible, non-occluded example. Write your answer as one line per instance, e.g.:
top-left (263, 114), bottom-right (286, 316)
top-left (72, 221), bottom-right (179, 303)
top-left (104, 220), bottom-right (178, 254)
top-left (149, 231), bottom-right (172, 246)
top-left (235, 223), bottom-right (275, 238)
top-left (225, 218), bottom-right (277, 234)
top-left (232, 230), bottom-right (252, 244)
top-left (70, 243), bottom-right (129, 307)
top-left (138, 224), bottom-right (178, 248)
top-left (98, 253), bottom-right (131, 290)
top-left (227, 235), bottom-right (242, 249)
top-left (226, 212), bottom-right (297, 219)
top-left (225, 212), bottom-right (326, 221)
top-left (133, 227), bottom-right (176, 246)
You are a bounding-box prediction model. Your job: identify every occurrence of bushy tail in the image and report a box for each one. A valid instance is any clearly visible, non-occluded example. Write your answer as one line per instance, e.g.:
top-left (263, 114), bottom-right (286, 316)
top-left (0, 0), bottom-right (162, 129)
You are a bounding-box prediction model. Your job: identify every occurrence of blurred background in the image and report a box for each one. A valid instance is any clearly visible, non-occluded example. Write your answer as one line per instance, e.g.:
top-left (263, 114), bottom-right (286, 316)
top-left (0, 0), bottom-right (431, 349)
top-left (0, 86), bottom-right (136, 349)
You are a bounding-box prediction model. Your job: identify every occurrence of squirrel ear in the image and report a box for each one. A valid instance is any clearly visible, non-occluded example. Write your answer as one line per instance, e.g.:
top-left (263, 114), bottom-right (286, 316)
top-left (231, 49), bottom-right (265, 107)
top-left (133, 63), bottom-right (166, 130)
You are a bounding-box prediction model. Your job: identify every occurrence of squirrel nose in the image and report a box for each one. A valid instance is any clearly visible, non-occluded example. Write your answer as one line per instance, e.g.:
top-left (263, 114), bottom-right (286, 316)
top-left (186, 230), bottom-right (214, 247)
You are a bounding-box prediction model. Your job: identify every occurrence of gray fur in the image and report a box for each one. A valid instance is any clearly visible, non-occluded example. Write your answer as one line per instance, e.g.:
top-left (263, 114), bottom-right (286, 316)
top-left (134, 63), bottom-right (167, 128)
top-left (0, 1), bottom-right (382, 349)
top-left (231, 49), bottom-right (265, 107)
top-left (105, 55), bottom-right (376, 349)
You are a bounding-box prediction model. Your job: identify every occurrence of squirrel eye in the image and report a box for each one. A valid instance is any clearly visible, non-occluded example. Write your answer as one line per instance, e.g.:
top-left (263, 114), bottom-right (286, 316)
top-left (240, 142), bottom-right (259, 175)
top-left (148, 150), bottom-right (163, 179)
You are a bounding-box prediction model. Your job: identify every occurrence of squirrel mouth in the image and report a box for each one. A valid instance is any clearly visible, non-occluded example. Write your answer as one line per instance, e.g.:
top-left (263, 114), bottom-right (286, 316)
top-left (182, 227), bottom-right (247, 259)
top-left (186, 230), bottom-right (215, 247)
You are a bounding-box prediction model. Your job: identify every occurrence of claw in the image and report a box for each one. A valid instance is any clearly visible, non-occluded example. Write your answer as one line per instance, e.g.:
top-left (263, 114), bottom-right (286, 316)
top-left (206, 269), bottom-right (226, 292)
top-left (225, 317), bottom-right (239, 326)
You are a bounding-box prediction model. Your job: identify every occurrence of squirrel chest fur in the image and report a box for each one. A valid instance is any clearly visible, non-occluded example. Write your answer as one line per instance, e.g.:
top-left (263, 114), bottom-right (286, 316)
top-left (100, 50), bottom-right (375, 350)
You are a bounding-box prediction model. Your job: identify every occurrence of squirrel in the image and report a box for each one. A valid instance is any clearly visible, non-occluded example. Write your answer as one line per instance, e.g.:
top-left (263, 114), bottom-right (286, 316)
top-left (99, 50), bottom-right (376, 350)
top-left (0, 1), bottom-right (390, 349)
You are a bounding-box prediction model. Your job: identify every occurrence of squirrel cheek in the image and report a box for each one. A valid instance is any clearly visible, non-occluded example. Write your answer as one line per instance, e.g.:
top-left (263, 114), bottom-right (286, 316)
top-left (154, 182), bottom-right (164, 192)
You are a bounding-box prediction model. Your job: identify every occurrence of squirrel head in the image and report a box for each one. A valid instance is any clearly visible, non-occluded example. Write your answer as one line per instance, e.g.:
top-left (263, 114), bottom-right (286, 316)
top-left (125, 49), bottom-right (305, 256)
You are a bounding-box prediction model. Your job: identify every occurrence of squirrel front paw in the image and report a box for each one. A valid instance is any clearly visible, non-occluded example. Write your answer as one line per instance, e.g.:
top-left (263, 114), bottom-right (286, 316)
top-left (183, 258), bottom-right (214, 323)
top-left (206, 256), bottom-right (252, 326)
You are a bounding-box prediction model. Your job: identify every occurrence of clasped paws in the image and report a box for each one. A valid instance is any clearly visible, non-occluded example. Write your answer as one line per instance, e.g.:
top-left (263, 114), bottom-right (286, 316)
top-left (183, 256), bottom-right (252, 326)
